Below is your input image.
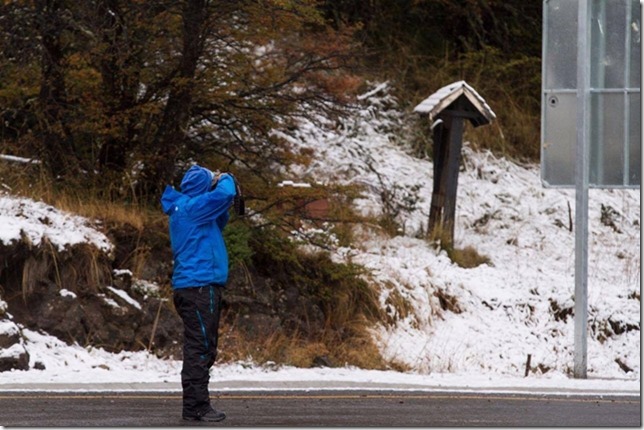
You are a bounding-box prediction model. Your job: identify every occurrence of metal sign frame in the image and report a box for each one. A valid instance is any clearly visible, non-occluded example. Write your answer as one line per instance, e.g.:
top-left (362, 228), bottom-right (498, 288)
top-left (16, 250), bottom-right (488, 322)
top-left (542, 0), bottom-right (641, 379)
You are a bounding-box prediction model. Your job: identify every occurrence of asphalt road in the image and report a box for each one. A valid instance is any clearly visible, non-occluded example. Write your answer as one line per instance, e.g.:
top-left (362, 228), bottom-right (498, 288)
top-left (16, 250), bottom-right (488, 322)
top-left (0, 390), bottom-right (640, 427)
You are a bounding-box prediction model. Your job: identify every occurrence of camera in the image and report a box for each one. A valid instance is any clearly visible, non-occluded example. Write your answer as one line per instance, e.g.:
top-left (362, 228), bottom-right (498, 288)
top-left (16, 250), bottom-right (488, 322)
top-left (211, 170), bottom-right (244, 216)
top-left (233, 183), bottom-right (245, 216)
top-left (226, 172), bottom-right (245, 217)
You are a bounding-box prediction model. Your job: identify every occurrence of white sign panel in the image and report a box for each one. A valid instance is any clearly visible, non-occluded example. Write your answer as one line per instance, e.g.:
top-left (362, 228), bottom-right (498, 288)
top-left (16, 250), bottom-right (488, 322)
top-left (542, 0), bottom-right (641, 188)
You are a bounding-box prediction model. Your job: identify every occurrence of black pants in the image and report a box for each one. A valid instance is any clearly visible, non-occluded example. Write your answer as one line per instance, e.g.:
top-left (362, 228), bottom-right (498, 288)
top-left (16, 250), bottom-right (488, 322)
top-left (173, 285), bottom-right (224, 417)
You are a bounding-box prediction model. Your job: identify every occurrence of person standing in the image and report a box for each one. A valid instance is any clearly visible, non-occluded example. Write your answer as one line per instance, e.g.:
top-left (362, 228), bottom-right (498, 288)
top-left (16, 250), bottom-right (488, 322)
top-left (161, 164), bottom-right (237, 422)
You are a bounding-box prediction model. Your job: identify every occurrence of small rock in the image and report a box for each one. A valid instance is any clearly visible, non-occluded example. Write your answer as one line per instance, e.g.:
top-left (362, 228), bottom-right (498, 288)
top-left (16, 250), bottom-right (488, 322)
top-left (312, 355), bottom-right (333, 368)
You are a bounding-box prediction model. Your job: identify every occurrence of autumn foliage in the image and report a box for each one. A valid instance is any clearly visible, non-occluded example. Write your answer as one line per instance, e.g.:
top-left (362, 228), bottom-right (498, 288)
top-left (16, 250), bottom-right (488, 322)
top-left (0, 0), bottom-right (361, 201)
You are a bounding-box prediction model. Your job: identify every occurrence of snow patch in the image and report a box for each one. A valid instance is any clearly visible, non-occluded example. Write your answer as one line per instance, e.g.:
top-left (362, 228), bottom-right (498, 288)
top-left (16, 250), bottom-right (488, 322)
top-left (0, 193), bottom-right (113, 252)
top-left (106, 286), bottom-right (142, 310)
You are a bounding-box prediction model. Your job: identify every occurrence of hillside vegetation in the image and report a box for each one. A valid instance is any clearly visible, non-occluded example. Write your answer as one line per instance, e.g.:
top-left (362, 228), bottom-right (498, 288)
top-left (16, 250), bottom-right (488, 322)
top-left (0, 1), bottom-right (565, 371)
top-left (0, 0), bottom-right (542, 197)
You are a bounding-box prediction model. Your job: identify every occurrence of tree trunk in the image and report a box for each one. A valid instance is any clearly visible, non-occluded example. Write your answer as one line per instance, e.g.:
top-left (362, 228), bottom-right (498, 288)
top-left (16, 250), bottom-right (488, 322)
top-left (35, 0), bottom-right (79, 179)
top-left (95, 0), bottom-right (138, 177)
top-left (139, 0), bottom-right (208, 198)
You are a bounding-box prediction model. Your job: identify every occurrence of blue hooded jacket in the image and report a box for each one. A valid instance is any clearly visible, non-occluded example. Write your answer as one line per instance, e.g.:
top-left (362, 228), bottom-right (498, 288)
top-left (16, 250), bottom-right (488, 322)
top-left (160, 165), bottom-right (236, 289)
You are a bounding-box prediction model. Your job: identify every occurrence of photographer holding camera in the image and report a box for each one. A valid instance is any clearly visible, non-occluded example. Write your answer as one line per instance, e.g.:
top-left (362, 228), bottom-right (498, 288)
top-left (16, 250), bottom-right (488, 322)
top-left (161, 164), bottom-right (243, 422)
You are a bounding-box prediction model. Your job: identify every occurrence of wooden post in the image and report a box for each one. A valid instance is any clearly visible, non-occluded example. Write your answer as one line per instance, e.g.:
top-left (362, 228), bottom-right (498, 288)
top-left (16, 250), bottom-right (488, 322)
top-left (524, 353), bottom-right (532, 377)
top-left (428, 113), bottom-right (464, 247)
top-left (442, 114), bottom-right (464, 245)
top-left (428, 119), bottom-right (446, 235)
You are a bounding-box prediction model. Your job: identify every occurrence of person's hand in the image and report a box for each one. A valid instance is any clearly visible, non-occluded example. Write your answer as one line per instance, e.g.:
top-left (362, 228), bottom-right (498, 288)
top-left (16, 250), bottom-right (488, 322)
top-left (210, 170), bottom-right (222, 190)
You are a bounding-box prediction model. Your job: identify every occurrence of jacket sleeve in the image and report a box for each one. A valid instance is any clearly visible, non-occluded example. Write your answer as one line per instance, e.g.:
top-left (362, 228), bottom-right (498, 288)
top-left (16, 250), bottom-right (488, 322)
top-left (216, 210), bottom-right (230, 231)
top-left (186, 174), bottom-right (236, 225)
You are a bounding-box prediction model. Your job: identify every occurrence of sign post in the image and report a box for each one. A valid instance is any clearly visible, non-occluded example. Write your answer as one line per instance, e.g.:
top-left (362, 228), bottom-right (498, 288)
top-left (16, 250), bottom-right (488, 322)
top-left (542, 0), bottom-right (641, 378)
top-left (573, 0), bottom-right (590, 379)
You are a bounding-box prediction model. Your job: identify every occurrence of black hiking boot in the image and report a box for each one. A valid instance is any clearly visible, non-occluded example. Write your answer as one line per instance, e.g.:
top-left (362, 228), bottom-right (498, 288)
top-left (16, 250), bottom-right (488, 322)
top-left (183, 407), bottom-right (226, 422)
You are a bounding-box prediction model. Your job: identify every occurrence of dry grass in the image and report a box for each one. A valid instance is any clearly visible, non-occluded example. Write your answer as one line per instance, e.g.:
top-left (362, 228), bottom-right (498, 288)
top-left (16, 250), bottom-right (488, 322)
top-left (426, 223), bottom-right (490, 269)
top-left (446, 245), bottom-right (491, 269)
top-left (434, 288), bottom-right (463, 314)
top-left (51, 193), bottom-right (149, 231)
top-left (219, 313), bottom-right (407, 370)
top-left (383, 285), bottom-right (415, 326)
top-left (217, 234), bottom-right (402, 370)
top-left (0, 162), bottom-right (152, 230)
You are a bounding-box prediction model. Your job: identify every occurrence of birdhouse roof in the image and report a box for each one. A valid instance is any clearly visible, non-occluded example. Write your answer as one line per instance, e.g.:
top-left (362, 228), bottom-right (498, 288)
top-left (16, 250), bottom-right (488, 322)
top-left (413, 80), bottom-right (496, 127)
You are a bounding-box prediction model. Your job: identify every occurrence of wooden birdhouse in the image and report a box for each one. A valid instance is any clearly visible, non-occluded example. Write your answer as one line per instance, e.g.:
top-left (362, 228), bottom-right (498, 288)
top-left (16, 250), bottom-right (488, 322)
top-left (414, 80), bottom-right (496, 245)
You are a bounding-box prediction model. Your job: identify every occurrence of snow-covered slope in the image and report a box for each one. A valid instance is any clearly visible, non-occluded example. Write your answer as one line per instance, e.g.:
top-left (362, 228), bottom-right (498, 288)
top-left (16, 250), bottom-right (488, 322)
top-left (0, 82), bottom-right (639, 385)
top-left (284, 82), bottom-right (640, 379)
top-left (0, 193), bottom-right (113, 252)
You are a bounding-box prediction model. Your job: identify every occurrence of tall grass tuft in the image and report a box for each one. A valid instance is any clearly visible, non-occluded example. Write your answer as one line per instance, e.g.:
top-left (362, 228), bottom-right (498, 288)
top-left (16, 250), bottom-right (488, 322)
top-left (0, 161), bottom-right (152, 231)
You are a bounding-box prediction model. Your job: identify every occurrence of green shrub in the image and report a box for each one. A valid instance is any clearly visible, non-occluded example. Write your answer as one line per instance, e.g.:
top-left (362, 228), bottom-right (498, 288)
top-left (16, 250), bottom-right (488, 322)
top-left (244, 225), bottom-right (391, 369)
top-left (224, 220), bottom-right (254, 268)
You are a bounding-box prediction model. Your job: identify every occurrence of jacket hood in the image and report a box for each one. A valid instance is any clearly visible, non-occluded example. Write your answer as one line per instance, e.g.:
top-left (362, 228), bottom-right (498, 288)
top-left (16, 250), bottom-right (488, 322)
top-left (161, 186), bottom-right (181, 214)
top-left (180, 165), bottom-right (214, 197)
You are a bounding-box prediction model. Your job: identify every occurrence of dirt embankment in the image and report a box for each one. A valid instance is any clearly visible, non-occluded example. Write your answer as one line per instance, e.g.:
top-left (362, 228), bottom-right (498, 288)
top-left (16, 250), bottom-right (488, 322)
top-left (0, 221), bottom-right (339, 372)
top-left (0, 224), bottom-right (182, 371)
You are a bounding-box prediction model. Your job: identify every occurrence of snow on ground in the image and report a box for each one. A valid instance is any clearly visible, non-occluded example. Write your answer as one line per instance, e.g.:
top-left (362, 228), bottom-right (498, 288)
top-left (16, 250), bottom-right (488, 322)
top-left (284, 82), bottom-right (640, 380)
top-left (0, 82), bottom-right (639, 391)
top-left (0, 192), bottom-right (112, 252)
top-left (0, 329), bottom-right (638, 395)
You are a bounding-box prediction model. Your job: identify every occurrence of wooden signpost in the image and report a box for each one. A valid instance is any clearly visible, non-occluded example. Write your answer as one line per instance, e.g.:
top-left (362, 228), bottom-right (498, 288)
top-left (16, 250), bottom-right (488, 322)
top-left (414, 81), bottom-right (496, 245)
